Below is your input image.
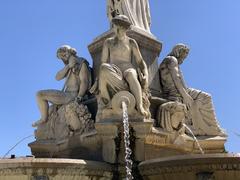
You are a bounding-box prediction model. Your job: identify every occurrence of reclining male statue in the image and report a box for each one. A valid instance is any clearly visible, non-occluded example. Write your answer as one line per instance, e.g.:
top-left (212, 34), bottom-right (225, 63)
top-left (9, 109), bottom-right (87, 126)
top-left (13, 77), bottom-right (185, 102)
top-left (158, 43), bottom-right (226, 136)
top-left (90, 15), bottom-right (150, 119)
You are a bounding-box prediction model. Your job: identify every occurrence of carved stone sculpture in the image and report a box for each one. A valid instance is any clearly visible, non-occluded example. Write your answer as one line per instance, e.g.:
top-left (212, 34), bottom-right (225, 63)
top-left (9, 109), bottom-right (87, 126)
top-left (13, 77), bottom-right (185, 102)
top-left (157, 101), bottom-right (186, 134)
top-left (32, 45), bottom-right (93, 132)
top-left (107, 0), bottom-right (151, 33)
top-left (35, 102), bottom-right (94, 141)
top-left (159, 44), bottom-right (226, 136)
top-left (90, 15), bottom-right (150, 120)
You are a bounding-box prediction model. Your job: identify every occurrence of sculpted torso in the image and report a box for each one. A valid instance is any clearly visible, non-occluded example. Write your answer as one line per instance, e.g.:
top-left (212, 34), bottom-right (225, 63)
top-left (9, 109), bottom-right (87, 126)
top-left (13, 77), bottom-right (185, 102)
top-left (160, 57), bottom-right (186, 98)
top-left (106, 37), bottom-right (134, 71)
top-left (64, 67), bottom-right (80, 94)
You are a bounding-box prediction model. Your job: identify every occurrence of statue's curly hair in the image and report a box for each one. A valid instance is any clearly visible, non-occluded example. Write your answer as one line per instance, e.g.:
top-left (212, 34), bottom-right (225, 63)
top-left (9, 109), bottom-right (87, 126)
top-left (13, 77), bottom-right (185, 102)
top-left (56, 45), bottom-right (77, 59)
top-left (169, 43), bottom-right (189, 59)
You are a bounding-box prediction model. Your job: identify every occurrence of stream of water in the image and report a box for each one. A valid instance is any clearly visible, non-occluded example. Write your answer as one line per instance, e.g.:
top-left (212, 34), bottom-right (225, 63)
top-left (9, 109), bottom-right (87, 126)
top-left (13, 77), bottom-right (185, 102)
top-left (122, 101), bottom-right (133, 180)
top-left (183, 123), bottom-right (205, 154)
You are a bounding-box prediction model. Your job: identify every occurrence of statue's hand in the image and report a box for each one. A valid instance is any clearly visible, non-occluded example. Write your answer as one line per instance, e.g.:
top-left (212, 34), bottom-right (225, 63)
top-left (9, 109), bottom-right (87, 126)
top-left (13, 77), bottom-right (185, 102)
top-left (89, 80), bottom-right (99, 94)
top-left (68, 57), bottom-right (77, 68)
top-left (138, 69), bottom-right (148, 89)
top-left (183, 94), bottom-right (194, 110)
top-left (141, 75), bottom-right (148, 89)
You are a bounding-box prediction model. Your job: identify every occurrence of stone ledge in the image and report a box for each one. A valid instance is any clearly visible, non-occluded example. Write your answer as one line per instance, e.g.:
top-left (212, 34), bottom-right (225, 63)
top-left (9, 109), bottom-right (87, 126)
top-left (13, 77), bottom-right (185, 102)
top-left (139, 153), bottom-right (240, 176)
top-left (0, 158), bottom-right (113, 178)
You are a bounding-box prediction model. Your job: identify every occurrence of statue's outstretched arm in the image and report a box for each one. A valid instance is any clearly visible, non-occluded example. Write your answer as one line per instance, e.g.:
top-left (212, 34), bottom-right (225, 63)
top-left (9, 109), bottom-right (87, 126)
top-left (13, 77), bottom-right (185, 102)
top-left (101, 40), bottom-right (110, 64)
top-left (166, 57), bottom-right (193, 108)
top-left (131, 39), bottom-right (148, 88)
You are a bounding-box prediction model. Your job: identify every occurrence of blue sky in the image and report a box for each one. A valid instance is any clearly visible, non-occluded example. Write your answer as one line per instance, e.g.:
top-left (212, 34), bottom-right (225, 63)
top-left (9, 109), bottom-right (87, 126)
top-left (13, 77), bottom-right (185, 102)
top-left (0, 0), bottom-right (239, 157)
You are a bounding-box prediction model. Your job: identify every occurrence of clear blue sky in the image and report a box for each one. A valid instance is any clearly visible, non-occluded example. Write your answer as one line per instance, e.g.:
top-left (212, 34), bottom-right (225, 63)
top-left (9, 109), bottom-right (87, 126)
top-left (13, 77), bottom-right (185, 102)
top-left (0, 0), bottom-right (239, 157)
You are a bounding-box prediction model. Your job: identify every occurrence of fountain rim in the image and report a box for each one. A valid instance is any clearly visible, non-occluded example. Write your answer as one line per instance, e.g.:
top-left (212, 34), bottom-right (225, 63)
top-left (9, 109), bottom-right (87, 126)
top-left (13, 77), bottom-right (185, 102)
top-left (139, 153), bottom-right (240, 167)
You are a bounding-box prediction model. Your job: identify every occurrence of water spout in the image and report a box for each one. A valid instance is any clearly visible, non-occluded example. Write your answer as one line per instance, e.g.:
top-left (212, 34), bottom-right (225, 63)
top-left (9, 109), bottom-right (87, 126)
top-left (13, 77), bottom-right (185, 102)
top-left (183, 123), bottom-right (205, 154)
top-left (122, 101), bottom-right (133, 180)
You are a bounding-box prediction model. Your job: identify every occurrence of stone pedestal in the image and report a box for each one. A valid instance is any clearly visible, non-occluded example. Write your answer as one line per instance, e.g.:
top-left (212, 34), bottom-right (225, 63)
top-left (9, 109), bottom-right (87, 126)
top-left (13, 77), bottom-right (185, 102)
top-left (29, 131), bottom-right (102, 161)
top-left (95, 122), bottom-right (121, 164)
top-left (88, 29), bottom-right (162, 97)
top-left (95, 119), bottom-right (153, 164)
top-left (131, 120), bottom-right (153, 162)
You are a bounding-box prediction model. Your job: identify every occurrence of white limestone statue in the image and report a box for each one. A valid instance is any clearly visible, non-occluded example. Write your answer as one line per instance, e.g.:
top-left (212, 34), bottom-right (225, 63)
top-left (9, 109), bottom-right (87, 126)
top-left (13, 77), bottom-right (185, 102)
top-left (32, 45), bottom-right (92, 127)
top-left (91, 15), bottom-right (150, 119)
top-left (107, 0), bottom-right (151, 33)
top-left (159, 44), bottom-right (226, 136)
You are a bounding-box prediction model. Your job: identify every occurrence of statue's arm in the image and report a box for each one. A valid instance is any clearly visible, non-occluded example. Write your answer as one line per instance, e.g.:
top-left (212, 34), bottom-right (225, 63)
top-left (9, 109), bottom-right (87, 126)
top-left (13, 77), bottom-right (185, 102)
top-left (55, 64), bottom-right (70, 81)
top-left (89, 39), bottom-right (110, 94)
top-left (101, 40), bottom-right (110, 64)
top-left (77, 62), bottom-right (89, 98)
top-left (166, 57), bottom-right (193, 107)
top-left (131, 39), bottom-right (148, 80)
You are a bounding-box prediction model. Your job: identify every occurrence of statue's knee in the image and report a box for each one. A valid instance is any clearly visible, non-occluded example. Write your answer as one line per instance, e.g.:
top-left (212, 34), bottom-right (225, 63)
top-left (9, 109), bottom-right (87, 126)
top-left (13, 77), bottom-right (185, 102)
top-left (37, 91), bottom-right (44, 98)
top-left (100, 63), bottom-right (111, 77)
top-left (100, 63), bottom-right (111, 71)
top-left (36, 90), bottom-right (47, 99)
top-left (124, 69), bottom-right (137, 80)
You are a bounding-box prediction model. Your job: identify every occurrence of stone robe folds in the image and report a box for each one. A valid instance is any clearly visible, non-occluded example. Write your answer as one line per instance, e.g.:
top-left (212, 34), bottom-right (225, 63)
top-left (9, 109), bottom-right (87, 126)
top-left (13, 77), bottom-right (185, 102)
top-left (107, 0), bottom-right (151, 32)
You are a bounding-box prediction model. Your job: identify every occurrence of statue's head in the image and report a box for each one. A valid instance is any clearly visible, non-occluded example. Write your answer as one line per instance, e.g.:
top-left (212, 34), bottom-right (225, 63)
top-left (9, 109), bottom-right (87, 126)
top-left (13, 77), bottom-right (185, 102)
top-left (57, 45), bottom-right (77, 64)
top-left (112, 15), bottom-right (131, 36)
top-left (170, 43), bottom-right (190, 64)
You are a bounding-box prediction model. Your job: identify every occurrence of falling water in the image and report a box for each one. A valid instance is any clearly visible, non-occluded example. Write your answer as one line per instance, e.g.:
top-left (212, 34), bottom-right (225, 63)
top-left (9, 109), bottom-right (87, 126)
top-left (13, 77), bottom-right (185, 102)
top-left (183, 123), bottom-right (205, 154)
top-left (122, 101), bottom-right (133, 180)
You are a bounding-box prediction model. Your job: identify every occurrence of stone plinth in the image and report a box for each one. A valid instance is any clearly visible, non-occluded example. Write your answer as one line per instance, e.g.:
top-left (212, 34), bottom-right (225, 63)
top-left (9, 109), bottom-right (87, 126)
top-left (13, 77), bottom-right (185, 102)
top-left (95, 119), bottom-right (153, 164)
top-left (144, 127), bottom-right (227, 160)
top-left (139, 154), bottom-right (240, 180)
top-left (88, 29), bottom-right (162, 97)
top-left (29, 130), bottom-right (102, 161)
top-left (0, 158), bottom-right (113, 180)
top-left (131, 120), bottom-right (153, 162)
top-left (95, 122), bottom-right (121, 164)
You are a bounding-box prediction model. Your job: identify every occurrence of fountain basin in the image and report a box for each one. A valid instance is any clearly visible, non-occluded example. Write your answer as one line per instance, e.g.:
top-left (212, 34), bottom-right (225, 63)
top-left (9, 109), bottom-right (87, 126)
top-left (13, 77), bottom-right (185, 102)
top-left (0, 158), bottom-right (113, 180)
top-left (139, 153), bottom-right (240, 180)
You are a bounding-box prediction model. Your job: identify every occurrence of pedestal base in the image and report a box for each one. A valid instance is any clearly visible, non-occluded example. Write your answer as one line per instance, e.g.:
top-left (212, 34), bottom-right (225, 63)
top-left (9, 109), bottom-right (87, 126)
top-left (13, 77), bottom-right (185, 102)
top-left (29, 130), bottom-right (102, 161)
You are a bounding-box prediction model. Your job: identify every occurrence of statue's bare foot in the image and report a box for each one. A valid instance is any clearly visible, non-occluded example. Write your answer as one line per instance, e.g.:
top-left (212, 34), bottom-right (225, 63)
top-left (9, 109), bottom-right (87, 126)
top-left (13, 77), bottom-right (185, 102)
top-left (32, 119), bottom-right (47, 127)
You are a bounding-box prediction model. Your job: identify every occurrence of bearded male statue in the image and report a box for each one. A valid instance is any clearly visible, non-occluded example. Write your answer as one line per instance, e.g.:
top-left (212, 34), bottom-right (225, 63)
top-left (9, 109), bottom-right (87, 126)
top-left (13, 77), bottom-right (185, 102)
top-left (159, 44), bottom-right (226, 136)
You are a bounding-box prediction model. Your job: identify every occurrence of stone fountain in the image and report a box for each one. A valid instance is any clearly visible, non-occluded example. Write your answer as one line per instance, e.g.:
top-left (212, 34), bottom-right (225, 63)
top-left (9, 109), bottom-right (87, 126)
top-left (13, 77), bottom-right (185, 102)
top-left (1, 1), bottom-right (240, 180)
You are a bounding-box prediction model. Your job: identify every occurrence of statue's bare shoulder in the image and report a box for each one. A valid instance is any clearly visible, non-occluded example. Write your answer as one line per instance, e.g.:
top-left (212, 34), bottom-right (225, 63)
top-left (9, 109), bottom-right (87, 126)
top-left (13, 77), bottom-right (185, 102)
top-left (161, 56), bottom-right (178, 70)
top-left (104, 37), bottom-right (115, 47)
top-left (129, 38), bottom-right (138, 48)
